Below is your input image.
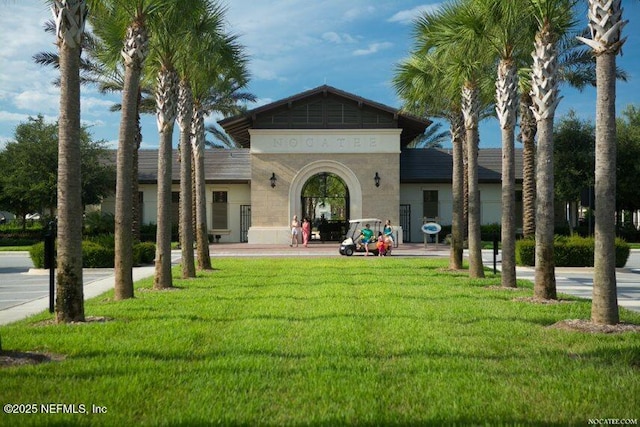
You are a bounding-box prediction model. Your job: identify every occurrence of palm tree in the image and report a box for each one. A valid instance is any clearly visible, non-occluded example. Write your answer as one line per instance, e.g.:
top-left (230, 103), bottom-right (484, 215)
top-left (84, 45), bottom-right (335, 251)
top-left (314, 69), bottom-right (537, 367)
top-left (460, 0), bottom-right (537, 287)
top-left (190, 35), bottom-right (252, 271)
top-left (517, 25), bottom-right (627, 240)
top-left (415, 1), bottom-right (495, 279)
top-left (177, 79), bottom-right (196, 278)
top-left (88, 0), bottom-right (155, 299)
top-left (406, 123), bottom-right (449, 149)
top-left (173, 0), bottom-right (249, 277)
top-left (529, 0), bottom-right (578, 300)
top-left (49, 0), bottom-right (87, 323)
top-left (393, 52), bottom-right (466, 270)
top-left (147, 1), bottom-right (195, 289)
top-left (577, 0), bottom-right (627, 325)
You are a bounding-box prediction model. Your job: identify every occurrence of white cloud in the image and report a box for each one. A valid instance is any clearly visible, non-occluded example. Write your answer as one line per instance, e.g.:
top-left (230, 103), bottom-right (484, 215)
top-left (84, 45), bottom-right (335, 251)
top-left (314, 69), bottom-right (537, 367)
top-left (388, 4), bottom-right (443, 25)
top-left (322, 32), bottom-right (358, 44)
top-left (353, 42), bottom-right (393, 56)
top-left (14, 89), bottom-right (59, 112)
top-left (343, 6), bottom-right (376, 22)
top-left (0, 110), bottom-right (31, 123)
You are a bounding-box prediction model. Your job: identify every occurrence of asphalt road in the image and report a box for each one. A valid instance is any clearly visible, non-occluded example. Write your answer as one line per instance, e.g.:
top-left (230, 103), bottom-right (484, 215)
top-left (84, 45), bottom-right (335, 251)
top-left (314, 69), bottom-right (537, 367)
top-left (0, 252), bottom-right (114, 311)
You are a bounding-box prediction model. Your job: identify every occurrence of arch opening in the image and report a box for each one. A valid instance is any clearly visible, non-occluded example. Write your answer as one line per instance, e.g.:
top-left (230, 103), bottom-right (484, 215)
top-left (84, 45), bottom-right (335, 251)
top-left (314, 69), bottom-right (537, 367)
top-left (289, 161), bottom-right (362, 233)
top-left (301, 172), bottom-right (349, 241)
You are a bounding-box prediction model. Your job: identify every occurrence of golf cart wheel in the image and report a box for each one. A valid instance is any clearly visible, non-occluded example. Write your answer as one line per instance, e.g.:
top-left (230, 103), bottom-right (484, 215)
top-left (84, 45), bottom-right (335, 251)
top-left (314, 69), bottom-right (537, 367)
top-left (344, 247), bottom-right (354, 256)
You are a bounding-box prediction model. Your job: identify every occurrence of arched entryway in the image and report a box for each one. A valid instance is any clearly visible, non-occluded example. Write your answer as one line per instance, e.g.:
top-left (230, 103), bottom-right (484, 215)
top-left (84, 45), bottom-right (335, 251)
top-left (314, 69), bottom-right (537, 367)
top-left (301, 172), bottom-right (349, 241)
top-left (289, 160), bottom-right (362, 230)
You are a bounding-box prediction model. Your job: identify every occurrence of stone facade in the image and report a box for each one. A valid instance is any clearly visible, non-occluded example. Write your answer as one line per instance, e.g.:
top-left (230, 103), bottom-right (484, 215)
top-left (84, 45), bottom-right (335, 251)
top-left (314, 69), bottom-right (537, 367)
top-left (247, 129), bottom-right (402, 244)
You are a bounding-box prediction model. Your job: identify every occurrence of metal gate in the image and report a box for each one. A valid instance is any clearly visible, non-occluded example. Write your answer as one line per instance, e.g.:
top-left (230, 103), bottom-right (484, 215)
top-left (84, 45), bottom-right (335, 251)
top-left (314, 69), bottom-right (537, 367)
top-left (400, 204), bottom-right (411, 243)
top-left (240, 205), bottom-right (251, 243)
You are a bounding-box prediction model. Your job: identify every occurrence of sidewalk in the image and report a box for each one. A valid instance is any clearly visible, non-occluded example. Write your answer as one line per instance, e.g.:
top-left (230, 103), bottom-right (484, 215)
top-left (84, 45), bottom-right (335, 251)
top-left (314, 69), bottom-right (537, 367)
top-left (1, 244), bottom-right (638, 326)
top-left (481, 249), bottom-right (640, 313)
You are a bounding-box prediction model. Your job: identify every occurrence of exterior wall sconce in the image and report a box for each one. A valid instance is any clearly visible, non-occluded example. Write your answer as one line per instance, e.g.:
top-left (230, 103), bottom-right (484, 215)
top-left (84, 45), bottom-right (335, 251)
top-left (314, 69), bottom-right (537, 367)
top-left (270, 172), bottom-right (277, 188)
top-left (374, 172), bottom-right (381, 187)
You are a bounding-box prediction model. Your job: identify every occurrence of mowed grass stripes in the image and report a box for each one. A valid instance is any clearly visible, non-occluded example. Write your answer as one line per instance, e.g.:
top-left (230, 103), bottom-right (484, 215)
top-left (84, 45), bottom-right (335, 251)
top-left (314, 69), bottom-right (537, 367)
top-left (1, 257), bottom-right (639, 426)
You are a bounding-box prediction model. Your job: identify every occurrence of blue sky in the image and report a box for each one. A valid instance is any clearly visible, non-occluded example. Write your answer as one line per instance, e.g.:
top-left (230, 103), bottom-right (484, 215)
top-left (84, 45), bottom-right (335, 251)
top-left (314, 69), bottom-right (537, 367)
top-left (0, 1), bottom-right (639, 151)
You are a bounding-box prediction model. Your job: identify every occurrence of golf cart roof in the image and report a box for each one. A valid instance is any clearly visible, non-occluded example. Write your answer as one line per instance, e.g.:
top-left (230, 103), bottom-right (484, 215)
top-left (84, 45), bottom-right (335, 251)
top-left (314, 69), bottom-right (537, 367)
top-left (348, 218), bottom-right (383, 224)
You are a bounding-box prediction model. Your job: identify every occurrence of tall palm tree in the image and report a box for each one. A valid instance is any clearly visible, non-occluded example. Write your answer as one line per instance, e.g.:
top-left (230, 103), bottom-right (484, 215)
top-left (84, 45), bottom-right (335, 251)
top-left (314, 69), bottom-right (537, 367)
top-left (414, 0), bottom-right (495, 279)
top-left (393, 52), bottom-right (466, 270)
top-left (190, 35), bottom-right (252, 271)
top-left (461, 0), bottom-right (537, 288)
top-left (577, 0), bottom-right (627, 325)
top-left (177, 79), bottom-right (196, 278)
top-left (147, 1), bottom-right (198, 289)
top-left (517, 26), bottom-right (627, 239)
top-left (173, 0), bottom-right (248, 277)
top-left (49, 0), bottom-right (87, 323)
top-left (529, 0), bottom-right (577, 300)
top-left (89, 0), bottom-right (156, 299)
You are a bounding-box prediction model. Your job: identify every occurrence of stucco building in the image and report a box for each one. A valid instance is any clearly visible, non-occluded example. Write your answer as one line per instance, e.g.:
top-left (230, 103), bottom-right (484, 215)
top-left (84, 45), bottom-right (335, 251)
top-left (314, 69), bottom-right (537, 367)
top-left (102, 85), bottom-right (523, 244)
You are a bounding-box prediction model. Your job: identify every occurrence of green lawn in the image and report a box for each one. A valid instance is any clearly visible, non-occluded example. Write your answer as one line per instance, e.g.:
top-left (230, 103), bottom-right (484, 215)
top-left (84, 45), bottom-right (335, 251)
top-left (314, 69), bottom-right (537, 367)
top-left (1, 257), bottom-right (639, 426)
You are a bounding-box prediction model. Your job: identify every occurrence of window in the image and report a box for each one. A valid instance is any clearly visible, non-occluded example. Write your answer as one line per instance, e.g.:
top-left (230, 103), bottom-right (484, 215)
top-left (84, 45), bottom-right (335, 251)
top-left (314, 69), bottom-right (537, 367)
top-left (212, 191), bottom-right (228, 229)
top-left (423, 190), bottom-right (438, 219)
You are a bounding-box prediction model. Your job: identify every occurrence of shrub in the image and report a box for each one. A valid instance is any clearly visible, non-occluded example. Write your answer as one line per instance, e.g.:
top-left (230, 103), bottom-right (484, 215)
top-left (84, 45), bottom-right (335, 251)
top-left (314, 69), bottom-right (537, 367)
top-left (515, 238), bottom-right (535, 266)
top-left (84, 211), bottom-right (115, 237)
top-left (515, 236), bottom-right (631, 268)
top-left (0, 229), bottom-right (45, 246)
top-left (133, 242), bottom-right (156, 265)
top-left (29, 242), bottom-right (47, 269)
top-left (82, 241), bottom-right (115, 268)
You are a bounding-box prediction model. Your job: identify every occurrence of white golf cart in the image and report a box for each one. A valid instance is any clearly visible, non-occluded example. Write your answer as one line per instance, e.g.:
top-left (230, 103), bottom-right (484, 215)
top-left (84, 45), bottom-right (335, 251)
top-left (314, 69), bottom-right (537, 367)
top-left (339, 218), bottom-right (389, 256)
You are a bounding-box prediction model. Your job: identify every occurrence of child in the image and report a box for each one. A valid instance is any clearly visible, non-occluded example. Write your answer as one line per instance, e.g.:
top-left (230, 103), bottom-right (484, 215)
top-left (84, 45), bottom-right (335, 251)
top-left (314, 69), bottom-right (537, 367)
top-left (376, 235), bottom-right (387, 256)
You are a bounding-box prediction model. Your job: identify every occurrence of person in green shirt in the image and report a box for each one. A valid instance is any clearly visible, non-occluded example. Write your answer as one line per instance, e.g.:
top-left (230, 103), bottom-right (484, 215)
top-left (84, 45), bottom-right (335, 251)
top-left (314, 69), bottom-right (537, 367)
top-left (359, 223), bottom-right (374, 256)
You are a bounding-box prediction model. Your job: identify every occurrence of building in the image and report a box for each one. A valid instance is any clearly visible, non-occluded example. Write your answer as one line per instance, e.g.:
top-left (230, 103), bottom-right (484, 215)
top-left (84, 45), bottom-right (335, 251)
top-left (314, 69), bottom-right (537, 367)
top-left (102, 85), bottom-right (522, 243)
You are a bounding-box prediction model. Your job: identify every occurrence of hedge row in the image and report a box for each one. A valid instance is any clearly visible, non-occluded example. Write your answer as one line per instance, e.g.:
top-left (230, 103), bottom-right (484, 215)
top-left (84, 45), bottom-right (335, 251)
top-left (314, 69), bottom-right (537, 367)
top-left (516, 236), bottom-right (630, 268)
top-left (30, 238), bottom-right (156, 269)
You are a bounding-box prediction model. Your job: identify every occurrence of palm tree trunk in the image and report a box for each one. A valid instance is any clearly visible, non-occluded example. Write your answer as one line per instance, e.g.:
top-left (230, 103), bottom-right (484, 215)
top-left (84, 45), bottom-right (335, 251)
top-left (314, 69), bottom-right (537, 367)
top-left (449, 111), bottom-right (464, 270)
top-left (154, 68), bottom-right (179, 289)
top-left (114, 58), bottom-right (142, 300)
top-left (178, 80), bottom-right (195, 278)
top-left (463, 84), bottom-right (484, 278)
top-left (132, 89), bottom-right (143, 242)
top-left (534, 119), bottom-right (556, 299)
top-left (585, 0), bottom-right (626, 325)
top-left (192, 106), bottom-right (212, 270)
top-left (531, 24), bottom-right (560, 300)
top-left (497, 59), bottom-right (518, 288)
top-left (54, 0), bottom-right (86, 322)
top-left (519, 93), bottom-right (537, 238)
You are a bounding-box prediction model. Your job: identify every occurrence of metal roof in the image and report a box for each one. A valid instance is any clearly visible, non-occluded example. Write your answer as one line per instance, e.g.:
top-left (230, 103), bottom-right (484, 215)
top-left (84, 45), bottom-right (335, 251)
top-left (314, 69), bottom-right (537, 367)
top-left (400, 148), bottom-right (523, 183)
top-left (136, 149), bottom-right (250, 184)
top-left (218, 85), bottom-right (431, 148)
top-left (116, 147), bottom-right (520, 184)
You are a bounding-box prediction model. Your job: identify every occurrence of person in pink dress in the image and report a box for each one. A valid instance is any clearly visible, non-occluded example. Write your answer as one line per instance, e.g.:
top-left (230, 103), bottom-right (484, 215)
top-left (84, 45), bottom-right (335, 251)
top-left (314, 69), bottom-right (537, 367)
top-left (302, 217), bottom-right (311, 247)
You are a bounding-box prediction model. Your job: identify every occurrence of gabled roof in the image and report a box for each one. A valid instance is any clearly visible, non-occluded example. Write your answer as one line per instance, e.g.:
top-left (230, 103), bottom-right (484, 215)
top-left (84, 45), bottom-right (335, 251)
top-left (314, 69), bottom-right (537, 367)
top-left (218, 85), bottom-right (431, 148)
top-left (400, 148), bottom-right (523, 183)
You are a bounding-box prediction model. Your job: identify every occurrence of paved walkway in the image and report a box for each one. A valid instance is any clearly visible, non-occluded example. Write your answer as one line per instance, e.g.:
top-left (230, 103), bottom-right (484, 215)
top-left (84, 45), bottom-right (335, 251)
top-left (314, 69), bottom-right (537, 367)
top-left (1, 243), bottom-right (638, 325)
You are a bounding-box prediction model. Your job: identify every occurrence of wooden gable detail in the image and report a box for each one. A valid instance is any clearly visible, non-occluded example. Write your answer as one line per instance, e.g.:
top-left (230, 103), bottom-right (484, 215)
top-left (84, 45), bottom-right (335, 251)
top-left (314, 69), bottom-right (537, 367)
top-left (254, 93), bottom-right (397, 130)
